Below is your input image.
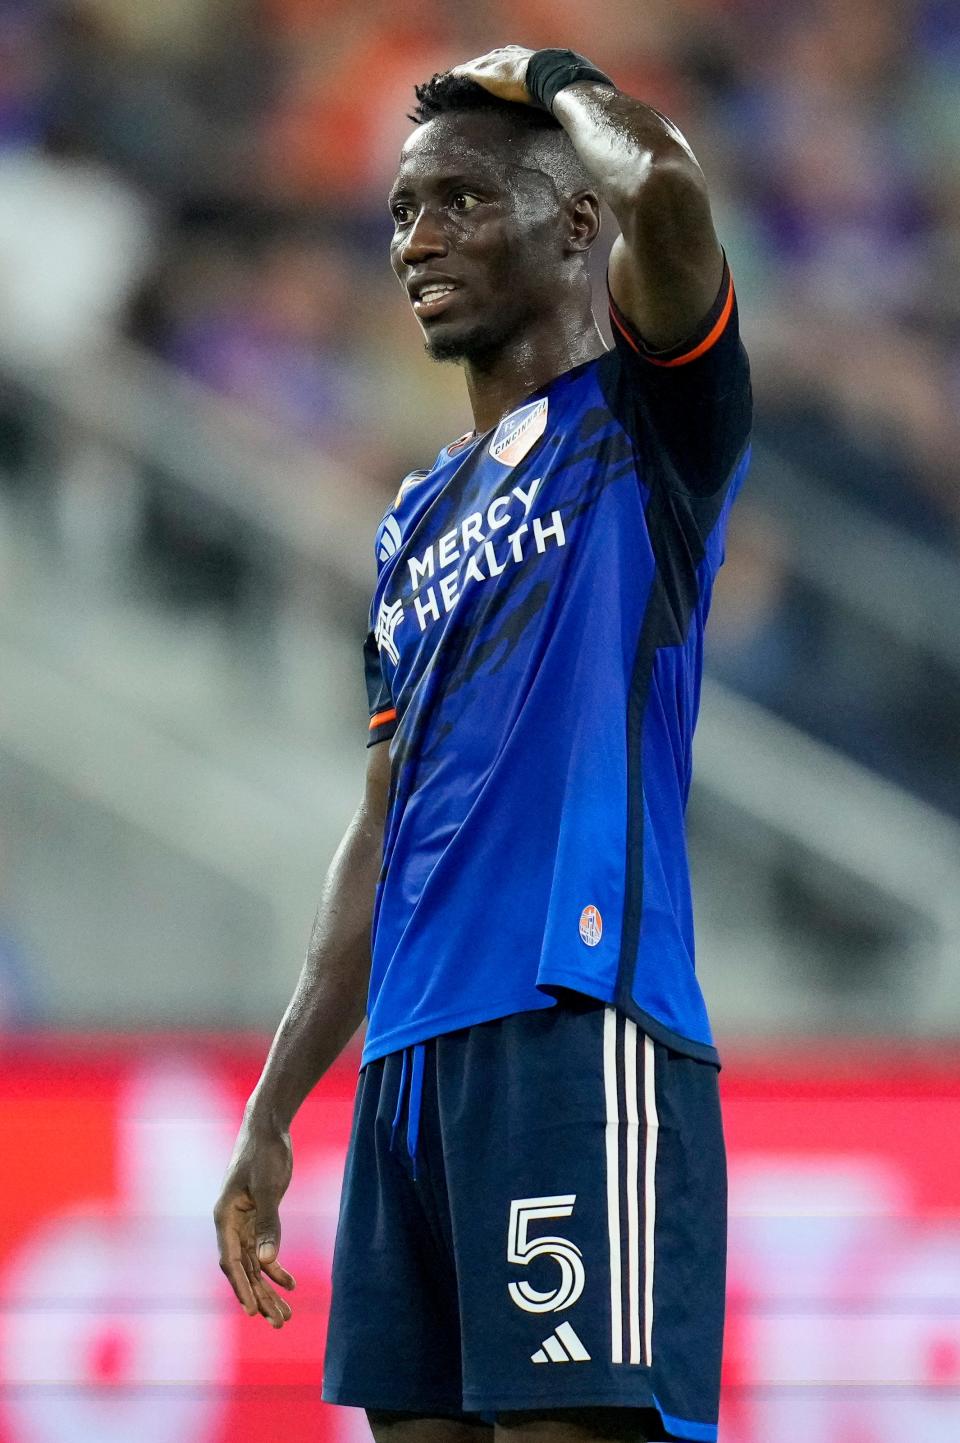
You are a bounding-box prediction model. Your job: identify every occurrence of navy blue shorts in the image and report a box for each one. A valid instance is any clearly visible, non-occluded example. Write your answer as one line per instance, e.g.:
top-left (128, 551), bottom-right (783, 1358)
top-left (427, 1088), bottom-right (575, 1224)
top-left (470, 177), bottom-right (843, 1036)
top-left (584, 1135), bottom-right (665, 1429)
top-left (322, 1000), bottom-right (726, 1442)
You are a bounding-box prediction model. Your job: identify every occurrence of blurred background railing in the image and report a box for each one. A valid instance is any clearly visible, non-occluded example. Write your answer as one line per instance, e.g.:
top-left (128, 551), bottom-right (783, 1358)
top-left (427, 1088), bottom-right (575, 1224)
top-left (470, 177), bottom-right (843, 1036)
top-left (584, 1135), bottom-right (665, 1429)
top-left (2, 0), bottom-right (959, 1038)
top-left (0, 345), bottom-right (371, 1024)
top-left (3, 342), bottom-right (960, 1034)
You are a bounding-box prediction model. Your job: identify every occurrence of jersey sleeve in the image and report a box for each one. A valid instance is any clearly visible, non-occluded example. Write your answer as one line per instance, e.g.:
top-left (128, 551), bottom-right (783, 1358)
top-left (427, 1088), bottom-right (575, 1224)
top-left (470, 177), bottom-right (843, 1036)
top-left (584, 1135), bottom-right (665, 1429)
top-left (606, 255), bottom-right (751, 498)
top-left (363, 628), bottom-right (397, 747)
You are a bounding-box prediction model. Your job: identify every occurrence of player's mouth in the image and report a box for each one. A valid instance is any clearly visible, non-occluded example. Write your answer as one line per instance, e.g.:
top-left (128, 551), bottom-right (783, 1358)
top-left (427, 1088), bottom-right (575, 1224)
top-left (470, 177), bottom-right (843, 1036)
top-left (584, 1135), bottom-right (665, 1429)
top-left (409, 279), bottom-right (463, 319)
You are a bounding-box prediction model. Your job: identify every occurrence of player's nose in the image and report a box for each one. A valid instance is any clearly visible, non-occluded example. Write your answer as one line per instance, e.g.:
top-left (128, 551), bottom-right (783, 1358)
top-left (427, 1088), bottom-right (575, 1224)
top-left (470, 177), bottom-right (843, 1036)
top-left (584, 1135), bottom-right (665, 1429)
top-left (399, 208), bottom-right (449, 268)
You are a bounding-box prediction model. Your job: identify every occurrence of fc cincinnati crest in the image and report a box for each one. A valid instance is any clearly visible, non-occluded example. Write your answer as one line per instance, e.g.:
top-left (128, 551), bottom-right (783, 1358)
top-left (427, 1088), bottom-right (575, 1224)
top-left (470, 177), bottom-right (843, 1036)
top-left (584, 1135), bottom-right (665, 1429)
top-left (489, 397), bottom-right (549, 468)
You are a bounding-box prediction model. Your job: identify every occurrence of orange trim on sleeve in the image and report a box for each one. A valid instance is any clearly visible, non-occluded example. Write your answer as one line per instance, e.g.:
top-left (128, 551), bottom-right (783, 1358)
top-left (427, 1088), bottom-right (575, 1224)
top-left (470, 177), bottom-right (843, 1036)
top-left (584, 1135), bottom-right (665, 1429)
top-left (368, 707), bottom-right (397, 730)
top-left (609, 273), bottom-right (735, 368)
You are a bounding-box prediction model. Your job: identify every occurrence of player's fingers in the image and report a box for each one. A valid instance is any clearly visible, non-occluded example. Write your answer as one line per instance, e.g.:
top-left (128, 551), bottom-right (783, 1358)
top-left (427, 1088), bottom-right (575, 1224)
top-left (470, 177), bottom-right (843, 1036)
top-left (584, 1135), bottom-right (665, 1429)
top-left (450, 51), bottom-right (492, 71)
top-left (215, 1198), bottom-right (260, 1314)
top-left (251, 1271), bottom-right (293, 1327)
top-left (449, 54), bottom-right (531, 105)
top-left (260, 1256), bottom-right (296, 1291)
top-left (451, 55), bottom-right (505, 80)
top-left (255, 1215), bottom-right (282, 1267)
top-left (243, 1245), bottom-right (292, 1327)
top-left (219, 1250), bottom-right (258, 1316)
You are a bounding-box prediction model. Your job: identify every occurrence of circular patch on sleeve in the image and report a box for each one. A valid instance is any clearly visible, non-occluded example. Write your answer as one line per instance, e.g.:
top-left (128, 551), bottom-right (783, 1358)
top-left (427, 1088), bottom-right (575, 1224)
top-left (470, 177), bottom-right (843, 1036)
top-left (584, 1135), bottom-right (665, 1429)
top-left (578, 905), bottom-right (603, 947)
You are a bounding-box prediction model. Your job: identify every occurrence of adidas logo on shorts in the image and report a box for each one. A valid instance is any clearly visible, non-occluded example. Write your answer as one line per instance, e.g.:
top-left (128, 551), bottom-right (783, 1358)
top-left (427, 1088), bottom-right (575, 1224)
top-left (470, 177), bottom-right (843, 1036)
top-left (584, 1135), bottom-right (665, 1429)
top-left (531, 1321), bottom-right (591, 1364)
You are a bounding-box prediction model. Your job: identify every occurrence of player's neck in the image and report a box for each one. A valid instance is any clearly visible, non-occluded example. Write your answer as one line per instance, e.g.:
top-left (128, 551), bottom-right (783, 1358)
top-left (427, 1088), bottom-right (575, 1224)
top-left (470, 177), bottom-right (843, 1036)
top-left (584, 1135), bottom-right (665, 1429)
top-left (463, 310), bottom-right (606, 434)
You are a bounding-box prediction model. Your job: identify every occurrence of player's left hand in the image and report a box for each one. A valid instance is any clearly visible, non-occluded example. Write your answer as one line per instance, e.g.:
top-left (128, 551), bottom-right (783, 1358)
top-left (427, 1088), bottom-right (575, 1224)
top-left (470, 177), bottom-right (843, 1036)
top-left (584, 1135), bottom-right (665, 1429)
top-left (450, 46), bottom-right (536, 106)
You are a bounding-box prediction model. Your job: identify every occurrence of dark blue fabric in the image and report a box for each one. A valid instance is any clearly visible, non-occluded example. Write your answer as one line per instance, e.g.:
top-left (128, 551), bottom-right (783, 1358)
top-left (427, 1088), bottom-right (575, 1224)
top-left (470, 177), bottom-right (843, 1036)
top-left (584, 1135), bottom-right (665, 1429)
top-left (323, 1003), bottom-right (726, 1439)
top-left (389, 1041), bottom-right (427, 1178)
top-left (388, 1045), bottom-right (410, 1157)
top-left (361, 292), bottom-right (750, 1071)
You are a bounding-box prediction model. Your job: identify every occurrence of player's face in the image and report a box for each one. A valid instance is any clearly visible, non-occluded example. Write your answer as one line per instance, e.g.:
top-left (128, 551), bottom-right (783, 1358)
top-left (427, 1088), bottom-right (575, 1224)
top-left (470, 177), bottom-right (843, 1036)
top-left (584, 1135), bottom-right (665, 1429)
top-left (389, 112), bottom-right (566, 363)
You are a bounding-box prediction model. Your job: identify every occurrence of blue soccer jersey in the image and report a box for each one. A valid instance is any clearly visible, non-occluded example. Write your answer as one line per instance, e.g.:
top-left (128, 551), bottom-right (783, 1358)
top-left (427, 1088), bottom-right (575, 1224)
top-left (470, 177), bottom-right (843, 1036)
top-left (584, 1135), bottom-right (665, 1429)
top-left (361, 261), bottom-right (751, 1067)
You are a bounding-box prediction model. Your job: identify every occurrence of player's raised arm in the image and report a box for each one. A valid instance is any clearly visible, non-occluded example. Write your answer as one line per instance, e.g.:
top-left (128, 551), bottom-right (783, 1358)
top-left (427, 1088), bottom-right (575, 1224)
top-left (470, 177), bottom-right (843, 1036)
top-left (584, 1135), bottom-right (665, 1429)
top-left (453, 45), bottom-right (724, 352)
top-left (213, 739), bottom-right (390, 1327)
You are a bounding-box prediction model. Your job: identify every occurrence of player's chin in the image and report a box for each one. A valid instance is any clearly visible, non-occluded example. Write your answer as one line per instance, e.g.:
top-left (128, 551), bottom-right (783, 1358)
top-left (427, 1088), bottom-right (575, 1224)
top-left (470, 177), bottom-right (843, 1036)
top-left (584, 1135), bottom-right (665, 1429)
top-left (422, 317), bottom-right (502, 365)
top-left (423, 329), bottom-right (469, 362)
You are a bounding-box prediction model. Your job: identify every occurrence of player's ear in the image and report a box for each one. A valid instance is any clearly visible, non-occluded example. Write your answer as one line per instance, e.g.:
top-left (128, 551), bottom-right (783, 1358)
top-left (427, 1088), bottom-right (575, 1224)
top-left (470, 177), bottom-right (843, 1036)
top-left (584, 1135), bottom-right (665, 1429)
top-left (565, 191), bottom-right (601, 254)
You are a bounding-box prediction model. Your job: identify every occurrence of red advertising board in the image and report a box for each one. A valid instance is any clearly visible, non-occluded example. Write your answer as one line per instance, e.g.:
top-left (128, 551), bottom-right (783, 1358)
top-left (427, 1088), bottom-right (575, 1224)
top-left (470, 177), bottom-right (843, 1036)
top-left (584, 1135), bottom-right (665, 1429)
top-left (0, 1036), bottom-right (958, 1443)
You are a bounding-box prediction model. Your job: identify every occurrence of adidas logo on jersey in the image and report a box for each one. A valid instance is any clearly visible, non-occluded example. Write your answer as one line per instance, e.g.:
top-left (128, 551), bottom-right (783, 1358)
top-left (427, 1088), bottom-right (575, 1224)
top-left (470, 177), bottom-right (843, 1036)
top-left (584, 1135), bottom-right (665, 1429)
top-left (378, 514), bottom-right (402, 563)
top-left (531, 1321), bottom-right (591, 1364)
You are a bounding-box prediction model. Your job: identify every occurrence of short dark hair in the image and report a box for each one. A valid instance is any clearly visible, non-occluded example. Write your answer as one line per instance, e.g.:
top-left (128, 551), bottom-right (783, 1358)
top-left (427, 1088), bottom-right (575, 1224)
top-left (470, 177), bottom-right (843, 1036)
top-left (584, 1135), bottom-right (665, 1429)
top-left (410, 72), bottom-right (560, 133)
top-left (409, 72), bottom-right (591, 195)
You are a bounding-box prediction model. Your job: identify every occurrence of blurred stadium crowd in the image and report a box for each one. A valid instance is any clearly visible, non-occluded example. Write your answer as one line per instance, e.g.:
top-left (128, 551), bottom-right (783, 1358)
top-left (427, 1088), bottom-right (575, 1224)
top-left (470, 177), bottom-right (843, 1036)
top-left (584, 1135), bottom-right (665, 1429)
top-left (2, 20), bottom-right (958, 1430)
top-left (1, 0), bottom-right (959, 817)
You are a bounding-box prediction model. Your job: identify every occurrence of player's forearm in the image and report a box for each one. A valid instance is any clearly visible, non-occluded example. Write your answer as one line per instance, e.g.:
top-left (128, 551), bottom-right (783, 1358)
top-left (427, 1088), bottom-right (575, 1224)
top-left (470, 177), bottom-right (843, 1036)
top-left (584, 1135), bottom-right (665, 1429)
top-left (551, 82), bottom-right (710, 237)
top-left (551, 75), bottom-right (723, 349)
top-left (243, 802), bottom-right (381, 1135)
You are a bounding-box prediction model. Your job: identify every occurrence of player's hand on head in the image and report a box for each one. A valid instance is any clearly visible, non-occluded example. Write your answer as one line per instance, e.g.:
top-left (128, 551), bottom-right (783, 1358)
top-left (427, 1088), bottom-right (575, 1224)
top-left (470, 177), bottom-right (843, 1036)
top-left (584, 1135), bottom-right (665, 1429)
top-left (213, 1124), bottom-right (296, 1328)
top-left (450, 45), bottom-right (536, 105)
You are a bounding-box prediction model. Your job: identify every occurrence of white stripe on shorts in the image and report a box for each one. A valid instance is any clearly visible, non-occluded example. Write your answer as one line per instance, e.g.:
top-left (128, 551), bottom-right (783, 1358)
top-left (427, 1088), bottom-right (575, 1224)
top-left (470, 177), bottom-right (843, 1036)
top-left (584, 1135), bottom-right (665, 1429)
top-left (643, 1032), bottom-right (660, 1367)
top-left (624, 1018), bottom-right (642, 1364)
top-left (602, 1006), bottom-right (622, 1364)
top-left (603, 1009), bottom-right (659, 1368)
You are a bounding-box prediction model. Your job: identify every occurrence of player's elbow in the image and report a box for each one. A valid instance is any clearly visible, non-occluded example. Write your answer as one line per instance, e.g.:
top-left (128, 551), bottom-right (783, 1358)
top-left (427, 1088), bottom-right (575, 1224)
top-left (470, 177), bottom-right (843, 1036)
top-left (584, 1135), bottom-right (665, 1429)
top-left (611, 150), bottom-right (710, 236)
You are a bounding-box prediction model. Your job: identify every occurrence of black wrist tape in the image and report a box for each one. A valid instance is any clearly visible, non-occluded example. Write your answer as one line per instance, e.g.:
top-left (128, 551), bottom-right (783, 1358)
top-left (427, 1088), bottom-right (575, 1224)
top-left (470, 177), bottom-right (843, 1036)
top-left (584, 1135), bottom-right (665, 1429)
top-left (525, 48), bottom-right (615, 114)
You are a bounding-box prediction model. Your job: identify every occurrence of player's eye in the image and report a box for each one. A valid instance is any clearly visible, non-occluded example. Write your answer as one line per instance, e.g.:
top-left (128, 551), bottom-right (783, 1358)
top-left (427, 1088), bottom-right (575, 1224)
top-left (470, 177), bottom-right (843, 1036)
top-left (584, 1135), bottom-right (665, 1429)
top-left (451, 192), bottom-right (480, 213)
top-left (391, 203), bottom-right (414, 226)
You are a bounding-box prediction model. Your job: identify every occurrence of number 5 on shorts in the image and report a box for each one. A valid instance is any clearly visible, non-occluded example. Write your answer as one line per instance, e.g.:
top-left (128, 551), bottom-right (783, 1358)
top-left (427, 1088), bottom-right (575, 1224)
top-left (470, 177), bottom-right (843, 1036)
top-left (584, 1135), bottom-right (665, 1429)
top-left (507, 1195), bottom-right (586, 1313)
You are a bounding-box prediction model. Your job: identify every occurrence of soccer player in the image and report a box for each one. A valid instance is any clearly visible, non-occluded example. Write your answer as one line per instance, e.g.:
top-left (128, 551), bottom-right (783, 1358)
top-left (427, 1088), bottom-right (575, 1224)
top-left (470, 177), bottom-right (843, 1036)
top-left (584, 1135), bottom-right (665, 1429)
top-left (214, 45), bottom-right (751, 1443)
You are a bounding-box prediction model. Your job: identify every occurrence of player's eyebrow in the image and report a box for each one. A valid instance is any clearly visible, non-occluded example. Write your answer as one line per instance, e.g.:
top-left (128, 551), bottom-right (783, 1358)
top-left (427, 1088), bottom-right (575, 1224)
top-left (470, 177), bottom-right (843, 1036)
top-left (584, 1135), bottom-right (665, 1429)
top-left (388, 170), bottom-right (499, 209)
